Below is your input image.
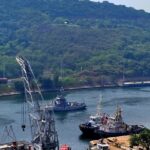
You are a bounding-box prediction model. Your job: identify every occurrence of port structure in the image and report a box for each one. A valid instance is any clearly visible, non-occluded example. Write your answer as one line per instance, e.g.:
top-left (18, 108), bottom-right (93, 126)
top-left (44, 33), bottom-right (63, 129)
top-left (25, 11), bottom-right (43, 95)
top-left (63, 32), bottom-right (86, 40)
top-left (0, 125), bottom-right (16, 144)
top-left (16, 56), bottom-right (59, 150)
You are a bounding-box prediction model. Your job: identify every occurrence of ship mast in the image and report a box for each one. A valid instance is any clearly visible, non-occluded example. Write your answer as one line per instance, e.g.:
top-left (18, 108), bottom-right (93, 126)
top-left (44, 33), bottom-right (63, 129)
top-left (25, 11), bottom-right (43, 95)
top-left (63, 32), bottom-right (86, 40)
top-left (16, 56), bottom-right (59, 150)
top-left (96, 94), bottom-right (103, 116)
top-left (115, 105), bottom-right (123, 122)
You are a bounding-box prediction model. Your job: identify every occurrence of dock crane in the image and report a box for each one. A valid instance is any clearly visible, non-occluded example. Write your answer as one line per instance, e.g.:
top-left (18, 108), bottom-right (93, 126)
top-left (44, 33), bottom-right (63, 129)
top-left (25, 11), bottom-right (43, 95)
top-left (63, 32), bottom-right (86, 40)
top-left (16, 56), bottom-right (59, 150)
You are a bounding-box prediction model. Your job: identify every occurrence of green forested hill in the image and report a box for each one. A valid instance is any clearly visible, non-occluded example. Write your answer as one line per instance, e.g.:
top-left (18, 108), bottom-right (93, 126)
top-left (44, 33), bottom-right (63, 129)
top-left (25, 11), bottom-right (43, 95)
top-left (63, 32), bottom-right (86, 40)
top-left (1, 0), bottom-right (150, 87)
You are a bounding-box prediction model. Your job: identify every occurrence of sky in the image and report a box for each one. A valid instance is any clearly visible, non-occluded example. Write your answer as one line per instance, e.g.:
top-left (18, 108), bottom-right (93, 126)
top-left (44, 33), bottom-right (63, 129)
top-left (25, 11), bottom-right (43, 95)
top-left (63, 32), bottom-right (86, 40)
top-left (92, 0), bottom-right (150, 13)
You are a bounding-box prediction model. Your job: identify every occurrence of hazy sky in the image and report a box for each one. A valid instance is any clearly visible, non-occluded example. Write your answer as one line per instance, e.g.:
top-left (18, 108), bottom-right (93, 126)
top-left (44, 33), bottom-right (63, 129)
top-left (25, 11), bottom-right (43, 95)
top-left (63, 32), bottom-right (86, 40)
top-left (92, 0), bottom-right (150, 13)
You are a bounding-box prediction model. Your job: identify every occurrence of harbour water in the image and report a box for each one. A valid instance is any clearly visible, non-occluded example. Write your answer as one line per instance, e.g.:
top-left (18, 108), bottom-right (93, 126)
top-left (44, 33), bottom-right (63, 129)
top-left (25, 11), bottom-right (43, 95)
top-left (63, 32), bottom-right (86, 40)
top-left (0, 87), bottom-right (150, 150)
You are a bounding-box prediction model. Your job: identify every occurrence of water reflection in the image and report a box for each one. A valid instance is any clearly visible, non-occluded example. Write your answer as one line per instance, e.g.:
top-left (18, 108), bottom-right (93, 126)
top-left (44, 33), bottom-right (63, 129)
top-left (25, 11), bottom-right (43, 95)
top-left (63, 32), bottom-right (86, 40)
top-left (0, 117), bottom-right (15, 126)
top-left (102, 97), bottom-right (150, 106)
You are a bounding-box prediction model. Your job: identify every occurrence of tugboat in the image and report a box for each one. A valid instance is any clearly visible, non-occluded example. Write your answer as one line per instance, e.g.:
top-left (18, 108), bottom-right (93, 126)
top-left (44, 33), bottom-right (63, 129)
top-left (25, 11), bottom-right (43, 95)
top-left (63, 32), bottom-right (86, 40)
top-left (53, 88), bottom-right (86, 112)
top-left (94, 106), bottom-right (145, 138)
top-left (79, 95), bottom-right (105, 136)
top-left (79, 105), bottom-right (144, 138)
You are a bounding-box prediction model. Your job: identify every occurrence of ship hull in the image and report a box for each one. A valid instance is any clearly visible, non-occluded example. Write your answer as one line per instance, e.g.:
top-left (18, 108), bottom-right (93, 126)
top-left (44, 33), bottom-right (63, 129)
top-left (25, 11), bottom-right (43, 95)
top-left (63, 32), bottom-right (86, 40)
top-left (79, 124), bottom-right (99, 136)
top-left (54, 105), bottom-right (86, 112)
top-left (79, 124), bottom-right (145, 138)
top-left (94, 129), bottom-right (144, 138)
top-left (96, 131), bottom-right (128, 138)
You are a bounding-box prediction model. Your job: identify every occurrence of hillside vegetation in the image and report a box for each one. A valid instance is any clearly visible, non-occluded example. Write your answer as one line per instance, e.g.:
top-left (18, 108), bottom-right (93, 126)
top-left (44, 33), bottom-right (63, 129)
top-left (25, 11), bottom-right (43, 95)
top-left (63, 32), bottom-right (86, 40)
top-left (0, 0), bottom-right (150, 87)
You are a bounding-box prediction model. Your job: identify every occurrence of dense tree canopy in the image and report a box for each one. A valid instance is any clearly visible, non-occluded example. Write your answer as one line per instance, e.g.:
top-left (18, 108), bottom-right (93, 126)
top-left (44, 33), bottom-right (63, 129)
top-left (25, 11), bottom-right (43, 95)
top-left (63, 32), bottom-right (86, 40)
top-left (0, 0), bottom-right (150, 87)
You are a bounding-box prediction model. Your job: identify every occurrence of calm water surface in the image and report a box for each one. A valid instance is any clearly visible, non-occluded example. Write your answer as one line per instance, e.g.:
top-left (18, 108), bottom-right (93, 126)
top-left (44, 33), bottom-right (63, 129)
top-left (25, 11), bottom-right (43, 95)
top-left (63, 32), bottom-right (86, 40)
top-left (0, 87), bottom-right (150, 150)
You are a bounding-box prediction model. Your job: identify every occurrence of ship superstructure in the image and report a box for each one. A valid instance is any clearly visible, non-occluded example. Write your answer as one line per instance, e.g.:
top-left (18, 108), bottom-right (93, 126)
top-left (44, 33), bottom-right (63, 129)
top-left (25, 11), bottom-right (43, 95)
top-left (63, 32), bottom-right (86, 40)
top-left (53, 88), bottom-right (86, 112)
top-left (80, 105), bottom-right (144, 138)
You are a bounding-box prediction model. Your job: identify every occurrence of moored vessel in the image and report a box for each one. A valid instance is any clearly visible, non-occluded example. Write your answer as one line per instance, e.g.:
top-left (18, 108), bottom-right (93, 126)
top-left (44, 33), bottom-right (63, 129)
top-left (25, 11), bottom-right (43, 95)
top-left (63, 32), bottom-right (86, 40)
top-left (94, 106), bottom-right (144, 138)
top-left (53, 94), bottom-right (86, 112)
top-left (53, 88), bottom-right (86, 112)
top-left (79, 105), bottom-right (145, 138)
top-left (79, 95), bottom-right (107, 137)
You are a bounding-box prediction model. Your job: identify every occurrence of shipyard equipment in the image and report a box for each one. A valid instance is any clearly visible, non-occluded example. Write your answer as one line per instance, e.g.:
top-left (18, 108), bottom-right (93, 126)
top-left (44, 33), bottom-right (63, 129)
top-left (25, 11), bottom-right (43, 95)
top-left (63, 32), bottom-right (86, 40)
top-left (0, 125), bottom-right (16, 144)
top-left (16, 56), bottom-right (59, 150)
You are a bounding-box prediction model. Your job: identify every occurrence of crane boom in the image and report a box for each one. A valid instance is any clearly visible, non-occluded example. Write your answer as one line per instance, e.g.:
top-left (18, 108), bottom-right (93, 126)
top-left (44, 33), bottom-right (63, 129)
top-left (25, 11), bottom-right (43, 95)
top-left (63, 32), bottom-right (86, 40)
top-left (16, 56), bottom-right (59, 150)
